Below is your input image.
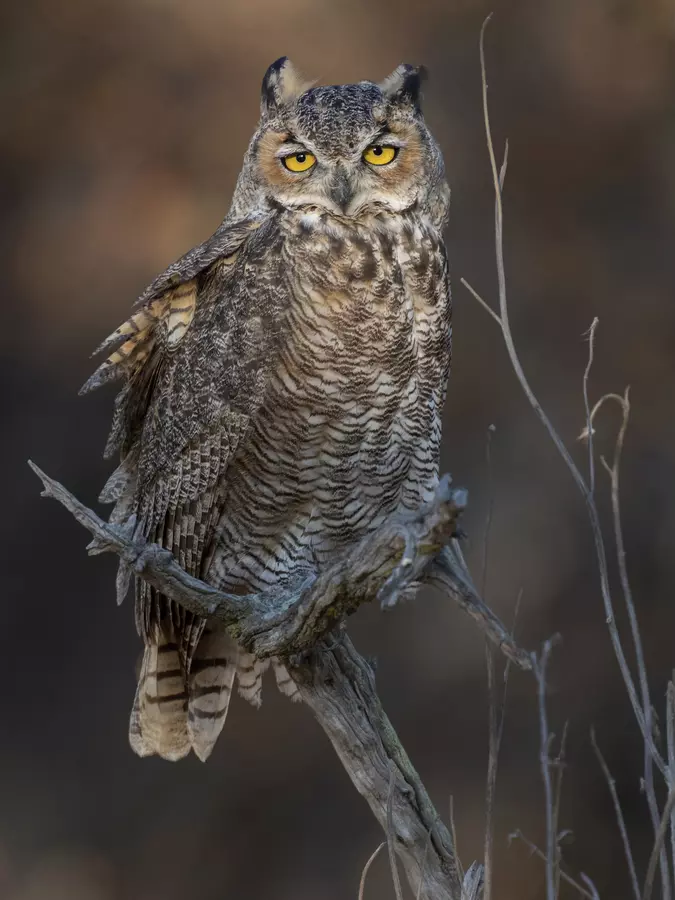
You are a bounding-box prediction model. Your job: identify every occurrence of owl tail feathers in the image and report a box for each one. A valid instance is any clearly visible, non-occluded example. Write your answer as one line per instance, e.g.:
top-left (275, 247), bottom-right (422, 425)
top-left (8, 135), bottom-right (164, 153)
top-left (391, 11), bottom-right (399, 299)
top-left (187, 639), bottom-right (298, 760)
top-left (186, 628), bottom-right (237, 762)
top-left (234, 653), bottom-right (300, 704)
top-left (129, 626), bottom-right (238, 763)
top-left (129, 629), bottom-right (191, 762)
top-left (128, 631), bottom-right (300, 762)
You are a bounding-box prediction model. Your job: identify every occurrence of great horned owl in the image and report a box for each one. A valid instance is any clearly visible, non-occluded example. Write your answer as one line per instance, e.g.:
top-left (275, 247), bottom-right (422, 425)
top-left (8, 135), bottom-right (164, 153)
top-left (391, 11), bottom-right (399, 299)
top-left (82, 58), bottom-right (451, 761)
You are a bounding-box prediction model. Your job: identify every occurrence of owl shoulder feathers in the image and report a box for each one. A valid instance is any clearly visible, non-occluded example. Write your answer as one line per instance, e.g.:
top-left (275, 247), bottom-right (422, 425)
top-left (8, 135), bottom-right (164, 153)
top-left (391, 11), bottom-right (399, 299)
top-left (81, 211), bottom-right (294, 759)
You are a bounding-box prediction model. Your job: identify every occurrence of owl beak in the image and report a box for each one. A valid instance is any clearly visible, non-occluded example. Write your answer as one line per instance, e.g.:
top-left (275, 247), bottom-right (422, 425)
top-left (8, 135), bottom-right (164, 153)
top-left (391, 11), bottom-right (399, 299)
top-left (329, 168), bottom-right (354, 215)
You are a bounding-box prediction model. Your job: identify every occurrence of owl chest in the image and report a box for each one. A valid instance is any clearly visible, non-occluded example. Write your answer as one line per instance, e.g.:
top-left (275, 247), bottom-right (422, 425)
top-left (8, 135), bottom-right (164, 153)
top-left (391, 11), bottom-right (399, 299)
top-left (274, 218), bottom-right (448, 408)
top-left (252, 218), bottom-right (450, 493)
top-left (210, 219), bottom-right (449, 583)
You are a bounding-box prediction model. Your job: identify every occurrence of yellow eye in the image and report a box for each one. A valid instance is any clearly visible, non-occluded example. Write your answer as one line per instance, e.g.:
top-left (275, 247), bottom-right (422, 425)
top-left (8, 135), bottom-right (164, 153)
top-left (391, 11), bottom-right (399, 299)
top-left (363, 145), bottom-right (397, 166)
top-left (282, 151), bottom-right (316, 173)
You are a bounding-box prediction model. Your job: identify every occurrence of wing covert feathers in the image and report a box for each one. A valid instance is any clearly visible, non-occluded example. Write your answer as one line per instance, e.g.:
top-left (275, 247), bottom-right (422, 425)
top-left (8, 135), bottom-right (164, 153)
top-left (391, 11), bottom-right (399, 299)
top-left (80, 282), bottom-right (197, 396)
top-left (86, 212), bottom-right (295, 761)
top-left (80, 214), bottom-right (264, 398)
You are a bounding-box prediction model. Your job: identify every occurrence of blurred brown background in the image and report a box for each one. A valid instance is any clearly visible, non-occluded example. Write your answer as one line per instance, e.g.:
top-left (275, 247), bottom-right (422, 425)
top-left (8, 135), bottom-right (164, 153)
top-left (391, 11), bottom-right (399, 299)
top-left (2, 0), bottom-right (675, 897)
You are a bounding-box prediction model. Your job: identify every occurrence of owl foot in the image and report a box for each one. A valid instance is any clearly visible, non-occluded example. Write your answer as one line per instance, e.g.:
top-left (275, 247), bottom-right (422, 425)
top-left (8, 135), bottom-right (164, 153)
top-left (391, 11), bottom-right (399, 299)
top-left (377, 523), bottom-right (416, 610)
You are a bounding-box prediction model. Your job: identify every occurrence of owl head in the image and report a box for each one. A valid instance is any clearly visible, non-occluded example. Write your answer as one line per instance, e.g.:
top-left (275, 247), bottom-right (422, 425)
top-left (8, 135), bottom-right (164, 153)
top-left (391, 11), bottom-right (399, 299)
top-left (229, 58), bottom-right (449, 226)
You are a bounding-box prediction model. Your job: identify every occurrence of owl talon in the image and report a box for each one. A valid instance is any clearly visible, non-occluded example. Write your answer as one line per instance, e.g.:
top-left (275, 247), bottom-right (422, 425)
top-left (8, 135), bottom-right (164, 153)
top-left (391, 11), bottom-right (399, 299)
top-left (377, 524), bottom-right (416, 609)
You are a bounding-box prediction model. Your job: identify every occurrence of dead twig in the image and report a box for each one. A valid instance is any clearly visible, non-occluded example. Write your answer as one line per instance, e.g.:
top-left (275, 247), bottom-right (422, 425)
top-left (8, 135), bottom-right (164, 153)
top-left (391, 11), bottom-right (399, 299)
top-left (532, 637), bottom-right (561, 900)
top-left (460, 862), bottom-right (485, 900)
top-left (601, 390), bottom-right (671, 899)
top-left (580, 874), bottom-right (602, 900)
top-left (430, 548), bottom-right (531, 671)
top-left (449, 796), bottom-right (464, 885)
top-left (590, 728), bottom-right (640, 900)
top-left (31, 456), bottom-right (480, 899)
top-left (30, 460), bottom-right (531, 677)
top-left (358, 842), bottom-right (385, 900)
top-left (582, 318), bottom-right (600, 494)
top-left (644, 785), bottom-right (675, 900)
top-left (482, 422), bottom-right (498, 900)
top-left (667, 680), bottom-right (675, 877)
top-left (551, 721), bottom-right (570, 898)
top-left (509, 831), bottom-right (595, 900)
top-left (468, 11), bottom-right (666, 784)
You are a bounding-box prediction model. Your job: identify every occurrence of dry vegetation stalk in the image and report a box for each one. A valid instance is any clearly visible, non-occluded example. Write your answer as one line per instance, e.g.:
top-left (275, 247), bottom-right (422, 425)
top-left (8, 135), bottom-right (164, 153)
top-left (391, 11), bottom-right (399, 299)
top-left (465, 14), bottom-right (675, 897)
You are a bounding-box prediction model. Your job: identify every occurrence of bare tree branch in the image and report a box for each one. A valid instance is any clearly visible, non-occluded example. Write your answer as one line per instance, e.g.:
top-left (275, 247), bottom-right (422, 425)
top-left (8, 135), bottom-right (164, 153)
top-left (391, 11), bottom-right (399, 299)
top-left (590, 728), bottom-right (640, 900)
top-left (580, 874), bottom-right (602, 900)
top-left (461, 862), bottom-right (485, 900)
top-left (428, 548), bottom-right (530, 671)
top-left (33, 457), bottom-right (536, 899)
top-left (291, 635), bottom-right (463, 899)
top-left (551, 721), bottom-right (569, 898)
top-left (532, 637), bottom-right (561, 900)
top-left (484, 642), bottom-right (498, 900)
top-left (417, 830), bottom-right (434, 900)
top-left (29, 460), bottom-right (530, 676)
top-left (667, 680), bottom-right (675, 877)
top-left (509, 831), bottom-right (596, 900)
top-left (644, 786), bottom-right (675, 900)
top-left (599, 390), bottom-right (672, 899)
top-left (467, 11), bottom-right (666, 782)
top-left (482, 422), bottom-right (498, 900)
top-left (358, 842), bottom-right (385, 900)
top-left (387, 768), bottom-right (406, 900)
top-left (582, 318), bottom-right (600, 494)
top-left (449, 796), bottom-right (464, 885)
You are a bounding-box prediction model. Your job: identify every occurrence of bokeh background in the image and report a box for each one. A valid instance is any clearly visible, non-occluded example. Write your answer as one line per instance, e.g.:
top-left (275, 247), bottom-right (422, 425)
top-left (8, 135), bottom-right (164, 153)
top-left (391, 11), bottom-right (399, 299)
top-left (3, 0), bottom-right (675, 897)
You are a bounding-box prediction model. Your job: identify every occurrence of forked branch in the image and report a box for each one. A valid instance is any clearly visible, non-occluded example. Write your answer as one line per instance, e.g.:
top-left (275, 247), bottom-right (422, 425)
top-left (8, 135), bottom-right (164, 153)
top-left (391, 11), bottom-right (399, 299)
top-left (28, 460), bottom-right (530, 670)
top-left (29, 456), bottom-right (535, 899)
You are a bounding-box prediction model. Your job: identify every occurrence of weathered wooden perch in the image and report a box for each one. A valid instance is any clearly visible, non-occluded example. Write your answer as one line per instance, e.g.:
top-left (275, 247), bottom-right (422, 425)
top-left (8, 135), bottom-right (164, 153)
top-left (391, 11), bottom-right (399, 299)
top-left (29, 459), bottom-right (530, 899)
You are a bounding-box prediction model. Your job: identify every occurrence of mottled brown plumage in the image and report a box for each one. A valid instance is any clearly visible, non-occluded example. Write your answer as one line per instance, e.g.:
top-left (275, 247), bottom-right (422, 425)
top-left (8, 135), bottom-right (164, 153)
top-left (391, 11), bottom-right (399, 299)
top-left (83, 57), bottom-right (451, 761)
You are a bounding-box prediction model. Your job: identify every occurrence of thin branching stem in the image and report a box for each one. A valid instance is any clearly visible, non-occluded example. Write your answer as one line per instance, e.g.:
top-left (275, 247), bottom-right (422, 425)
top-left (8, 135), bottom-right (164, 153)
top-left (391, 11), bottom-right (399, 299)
top-left (580, 874), bottom-right (602, 900)
top-left (460, 278), bottom-right (502, 326)
top-left (552, 721), bottom-right (569, 897)
top-left (472, 12), bottom-right (666, 779)
top-left (482, 423), bottom-right (499, 900)
top-left (509, 831), bottom-right (595, 900)
top-left (644, 786), bottom-right (675, 900)
top-left (602, 389), bottom-right (671, 897)
top-left (532, 637), bottom-right (560, 900)
top-left (582, 318), bottom-right (599, 494)
top-left (590, 728), bottom-right (640, 900)
top-left (358, 842), bottom-right (385, 900)
top-left (449, 796), bottom-right (464, 884)
top-left (667, 681), bottom-right (675, 877)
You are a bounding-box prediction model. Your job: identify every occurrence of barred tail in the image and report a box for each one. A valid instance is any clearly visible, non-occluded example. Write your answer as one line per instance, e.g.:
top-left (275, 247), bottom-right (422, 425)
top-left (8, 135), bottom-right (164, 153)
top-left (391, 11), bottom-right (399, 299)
top-left (273, 661), bottom-right (300, 702)
top-left (234, 656), bottom-right (299, 704)
top-left (129, 626), bottom-right (190, 761)
top-left (129, 628), bottom-right (300, 762)
top-left (235, 650), bottom-right (268, 707)
top-left (187, 628), bottom-right (237, 762)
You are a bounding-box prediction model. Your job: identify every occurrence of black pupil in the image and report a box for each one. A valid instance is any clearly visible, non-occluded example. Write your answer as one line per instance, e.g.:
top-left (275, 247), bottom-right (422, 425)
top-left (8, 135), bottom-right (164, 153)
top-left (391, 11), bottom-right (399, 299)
top-left (296, 153), bottom-right (306, 163)
top-left (373, 146), bottom-right (383, 155)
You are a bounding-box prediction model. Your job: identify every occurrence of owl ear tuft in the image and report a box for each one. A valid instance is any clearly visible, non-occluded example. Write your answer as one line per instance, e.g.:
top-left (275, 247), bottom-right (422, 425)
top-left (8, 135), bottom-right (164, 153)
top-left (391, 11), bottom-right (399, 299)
top-left (378, 64), bottom-right (427, 112)
top-left (261, 57), bottom-right (313, 117)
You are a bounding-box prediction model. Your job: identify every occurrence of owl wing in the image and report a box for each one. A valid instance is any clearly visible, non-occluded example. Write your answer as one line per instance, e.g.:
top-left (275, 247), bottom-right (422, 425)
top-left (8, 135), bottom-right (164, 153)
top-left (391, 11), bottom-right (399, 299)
top-left (82, 213), bottom-right (289, 759)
